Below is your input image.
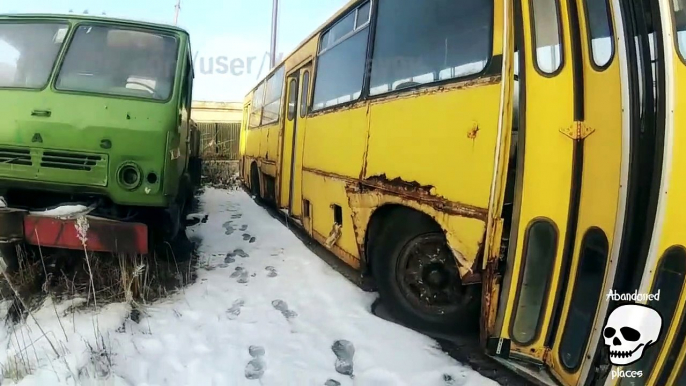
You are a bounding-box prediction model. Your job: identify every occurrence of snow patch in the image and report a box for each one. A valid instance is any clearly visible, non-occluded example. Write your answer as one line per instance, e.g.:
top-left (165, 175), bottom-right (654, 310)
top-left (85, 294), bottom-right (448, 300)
top-left (29, 204), bottom-right (90, 218)
top-left (0, 188), bottom-right (498, 386)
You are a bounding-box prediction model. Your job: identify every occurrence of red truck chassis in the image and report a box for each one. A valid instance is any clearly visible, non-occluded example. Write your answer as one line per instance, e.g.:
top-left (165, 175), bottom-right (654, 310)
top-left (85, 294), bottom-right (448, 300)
top-left (0, 208), bottom-right (148, 260)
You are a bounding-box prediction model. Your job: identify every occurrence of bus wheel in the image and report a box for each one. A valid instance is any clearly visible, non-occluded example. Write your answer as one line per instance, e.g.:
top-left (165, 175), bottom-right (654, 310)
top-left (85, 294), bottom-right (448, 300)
top-left (250, 163), bottom-right (261, 200)
top-left (371, 219), bottom-right (480, 333)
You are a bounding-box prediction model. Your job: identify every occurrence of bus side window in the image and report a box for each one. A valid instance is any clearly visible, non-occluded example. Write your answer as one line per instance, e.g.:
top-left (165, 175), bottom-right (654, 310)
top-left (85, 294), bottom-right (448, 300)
top-left (368, 0), bottom-right (492, 96)
top-left (312, 2), bottom-right (370, 111)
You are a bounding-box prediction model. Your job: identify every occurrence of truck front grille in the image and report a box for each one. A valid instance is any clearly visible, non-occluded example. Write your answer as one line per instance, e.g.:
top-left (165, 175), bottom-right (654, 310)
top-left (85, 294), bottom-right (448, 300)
top-left (40, 151), bottom-right (102, 172)
top-left (0, 147), bottom-right (32, 166)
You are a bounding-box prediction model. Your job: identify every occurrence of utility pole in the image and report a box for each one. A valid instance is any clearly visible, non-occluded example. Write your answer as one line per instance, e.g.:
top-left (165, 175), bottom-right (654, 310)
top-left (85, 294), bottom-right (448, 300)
top-left (270, 0), bottom-right (279, 69)
top-left (174, 0), bottom-right (181, 25)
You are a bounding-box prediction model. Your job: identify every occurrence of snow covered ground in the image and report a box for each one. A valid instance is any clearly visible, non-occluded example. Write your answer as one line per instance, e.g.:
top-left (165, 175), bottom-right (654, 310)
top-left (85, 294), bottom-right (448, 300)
top-left (0, 188), bottom-right (499, 386)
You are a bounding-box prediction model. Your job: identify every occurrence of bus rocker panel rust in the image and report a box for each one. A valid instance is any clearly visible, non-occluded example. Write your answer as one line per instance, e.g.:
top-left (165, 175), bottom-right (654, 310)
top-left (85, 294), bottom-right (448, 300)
top-left (0, 208), bottom-right (148, 255)
top-left (343, 172), bottom-right (488, 283)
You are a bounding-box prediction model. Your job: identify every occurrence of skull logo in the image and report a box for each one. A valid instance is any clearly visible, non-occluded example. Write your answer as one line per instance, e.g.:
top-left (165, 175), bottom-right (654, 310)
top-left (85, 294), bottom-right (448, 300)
top-left (603, 304), bottom-right (662, 366)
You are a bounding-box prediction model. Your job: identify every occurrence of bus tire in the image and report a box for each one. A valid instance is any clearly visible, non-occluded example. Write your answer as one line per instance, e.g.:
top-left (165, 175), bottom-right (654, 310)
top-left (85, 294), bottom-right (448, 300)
top-left (371, 214), bottom-right (480, 334)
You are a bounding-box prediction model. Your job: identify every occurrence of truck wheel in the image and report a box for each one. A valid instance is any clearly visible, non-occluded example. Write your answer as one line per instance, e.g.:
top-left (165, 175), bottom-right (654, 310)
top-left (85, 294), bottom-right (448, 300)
top-left (189, 157), bottom-right (202, 187)
top-left (371, 214), bottom-right (480, 333)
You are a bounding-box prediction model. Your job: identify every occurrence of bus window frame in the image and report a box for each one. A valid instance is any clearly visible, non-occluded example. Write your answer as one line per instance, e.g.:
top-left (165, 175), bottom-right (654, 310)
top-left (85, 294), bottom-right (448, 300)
top-left (287, 77), bottom-right (298, 121)
top-left (248, 81), bottom-right (266, 129)
top-left (581, 0), bottom-right (615, 71)
top-left (52, 21), bottom-right (181, 104)
top-left (260, 64), bottom-right (285, 126)
top-left (317, 2), bottom-right (371, 56)
top-left (310, 0), bottom-right (372, 113)
top-left (248, 64), bottom-right (285, 129)
top-left (366, 0), bottom-right (495, 98)
top-left (300, 70), bottom-right (310, 118)
top-left (308, 0), bottom-right (497, 117)
top-left (672, 0), bottom-right (686, 65)
top-left (529, 0), bottom-right (566, 77)
top-left (508, 217), bottom-right (560, 346)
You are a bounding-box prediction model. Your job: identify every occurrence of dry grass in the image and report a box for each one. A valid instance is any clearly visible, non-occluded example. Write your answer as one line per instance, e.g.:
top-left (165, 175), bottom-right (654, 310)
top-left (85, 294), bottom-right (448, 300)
top-left (0, 353), bottom-right (34, 383)
top-left (1, 242), bottom-right (197, 320)
top-left (0, 184), bottom-right (203, 382)
top-left (0, 229), bottom-right (198, 383)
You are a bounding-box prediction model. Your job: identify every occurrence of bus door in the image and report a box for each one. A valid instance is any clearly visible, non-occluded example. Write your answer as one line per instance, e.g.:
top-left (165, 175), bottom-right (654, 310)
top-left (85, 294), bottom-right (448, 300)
top-left (278, 61), bottom-right (312, 218)
top-left (278, 72), bottom-right (299, 210)
top-left (607, 1), bottom-right (686, 385)
top-left (487, 0), bottom-right (634, 384)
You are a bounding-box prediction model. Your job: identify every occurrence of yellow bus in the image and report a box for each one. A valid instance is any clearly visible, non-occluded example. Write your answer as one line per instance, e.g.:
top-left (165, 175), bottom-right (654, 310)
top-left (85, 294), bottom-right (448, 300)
top-left (239, 0), bottom-right (686, 385)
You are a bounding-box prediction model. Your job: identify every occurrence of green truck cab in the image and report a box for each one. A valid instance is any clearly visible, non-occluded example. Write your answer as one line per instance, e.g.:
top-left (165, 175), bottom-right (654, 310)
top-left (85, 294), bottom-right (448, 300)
top-left (0, 14), bottom-right (199, 240)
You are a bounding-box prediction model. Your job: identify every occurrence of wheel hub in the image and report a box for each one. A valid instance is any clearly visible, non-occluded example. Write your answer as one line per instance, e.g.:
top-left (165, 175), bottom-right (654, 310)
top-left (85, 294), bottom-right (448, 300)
top-left (424, 264), bottom-right (449, 287)
top-left (395, 234), bottom-right (471, 315)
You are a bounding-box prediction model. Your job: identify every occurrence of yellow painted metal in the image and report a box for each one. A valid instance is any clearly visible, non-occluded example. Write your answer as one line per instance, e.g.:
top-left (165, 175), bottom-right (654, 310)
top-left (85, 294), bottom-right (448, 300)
top-left (545, 0), bottom-right (624, 383)
top-left (498, 0), bottom-right (576, 360)
top-left (278, 77), bottom-right (298, 209)
top-left (241, 0), bottom-right (508, 275)
top-left (289, 64), bottom-right (312, 218)
top-left (483, 0), bottom-right (515, 269)
top-left (621, 1), bottom-right (686, 385)
top-left (239, 99), bottom-right (250, 175)
top-left (659, 45), bottom-right (686, 381)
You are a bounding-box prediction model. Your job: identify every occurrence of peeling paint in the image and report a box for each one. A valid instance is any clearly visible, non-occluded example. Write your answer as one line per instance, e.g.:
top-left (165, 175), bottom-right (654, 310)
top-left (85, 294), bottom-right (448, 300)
top-left (308, 75), bottom-right (502, 118)
top-left (359, 174), bottom-right (489, 221)
top-left (468, 125), bottom-right (480, 140)
top-left (300, 167), bottom-right (487, 282)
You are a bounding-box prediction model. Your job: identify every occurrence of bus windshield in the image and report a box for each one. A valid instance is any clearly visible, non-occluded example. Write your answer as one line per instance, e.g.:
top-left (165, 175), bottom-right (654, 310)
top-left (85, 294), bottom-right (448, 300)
top-left (56, 25), bottom-right (178, 100)
top-left (0, 22), bottom-right (68, 89)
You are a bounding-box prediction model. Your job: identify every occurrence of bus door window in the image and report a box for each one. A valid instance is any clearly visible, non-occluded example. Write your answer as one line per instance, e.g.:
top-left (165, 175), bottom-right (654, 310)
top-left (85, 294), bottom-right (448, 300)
top-left (676, 0), bottom-right (686, 59)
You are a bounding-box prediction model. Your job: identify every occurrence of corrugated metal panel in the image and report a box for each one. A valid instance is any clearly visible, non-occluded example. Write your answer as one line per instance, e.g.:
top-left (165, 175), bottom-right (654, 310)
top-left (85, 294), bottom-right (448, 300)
top-left (199, 122), bottom-right (241, 160)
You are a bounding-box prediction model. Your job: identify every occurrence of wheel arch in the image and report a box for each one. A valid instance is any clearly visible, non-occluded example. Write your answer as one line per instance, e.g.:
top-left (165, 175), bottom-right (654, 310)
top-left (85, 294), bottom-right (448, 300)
top-left (364, 203), bottom-right (442, 273)
top-left (351, 193), bottom-right (485, 282)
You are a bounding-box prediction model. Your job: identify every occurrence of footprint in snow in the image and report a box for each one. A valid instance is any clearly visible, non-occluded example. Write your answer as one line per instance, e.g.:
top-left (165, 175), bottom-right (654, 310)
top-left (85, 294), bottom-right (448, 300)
top-left (443, 374), bottom-right (458, 385)
top-left (242, 233), bottom-right (257, 243)
top-left (272, 299), bottom-right (297, 319)
top-left (222, 221), bottom-right (236, 235)
top-left (226, 249), bottom-right (249, 262)
top-left (245, 346), bottom-right (266, 380)
top-left (230, 267), bottom-right (250, 283)
top-left (227, 299), bottom-right (245, 320)
top-left (231, 213), bottom-right (243, 219)
top-left (240, 224), bottom-right (248, 231)
top-left (325, 380), bottom-right (341, 386)
top-left (265, 266), bottom-right (278, 277)
top-left (332, 340), bottom-right (355, 376)
top-left (249, 345), bottom-right (265, 357)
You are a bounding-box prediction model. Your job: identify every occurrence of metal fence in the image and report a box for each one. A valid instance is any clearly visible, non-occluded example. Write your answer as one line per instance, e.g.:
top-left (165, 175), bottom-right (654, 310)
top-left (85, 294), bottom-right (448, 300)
top-left (199, 122), bottom-right (241, 160)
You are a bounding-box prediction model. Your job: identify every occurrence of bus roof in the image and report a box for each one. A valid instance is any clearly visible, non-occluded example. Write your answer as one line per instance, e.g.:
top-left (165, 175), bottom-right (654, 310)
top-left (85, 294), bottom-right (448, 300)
top-left (0, 13), bottom-right (189, 35)
top-left (247, 0), bottom-right (359, 94)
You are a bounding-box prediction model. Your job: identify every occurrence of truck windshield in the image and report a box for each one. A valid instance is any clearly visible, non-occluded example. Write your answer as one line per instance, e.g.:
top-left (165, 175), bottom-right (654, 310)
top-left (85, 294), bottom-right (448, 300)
top-left (0, 22), bottom-right (68, 89)
top-left (56, 25), bottom-right (178, 101)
